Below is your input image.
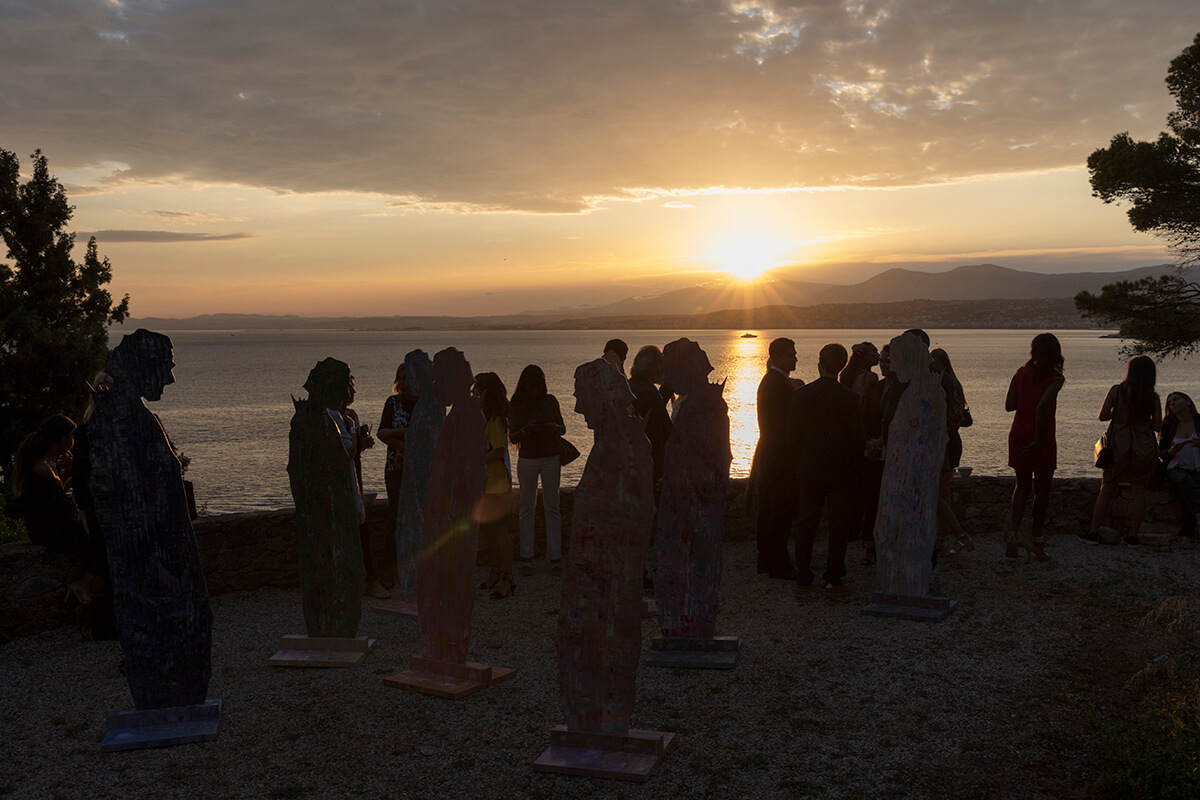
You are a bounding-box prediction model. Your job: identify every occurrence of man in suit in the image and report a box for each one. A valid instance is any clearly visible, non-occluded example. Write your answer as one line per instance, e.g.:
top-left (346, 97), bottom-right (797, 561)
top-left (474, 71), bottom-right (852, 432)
top-left (790, 343), bottom-right (864, 593)
top-left (753, 337), bottom-right (800, 578)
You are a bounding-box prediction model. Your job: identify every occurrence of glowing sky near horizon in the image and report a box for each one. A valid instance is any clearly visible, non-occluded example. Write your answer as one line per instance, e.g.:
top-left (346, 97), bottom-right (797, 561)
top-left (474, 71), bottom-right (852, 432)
top-left (0, 0), bottom-right (1192, 317)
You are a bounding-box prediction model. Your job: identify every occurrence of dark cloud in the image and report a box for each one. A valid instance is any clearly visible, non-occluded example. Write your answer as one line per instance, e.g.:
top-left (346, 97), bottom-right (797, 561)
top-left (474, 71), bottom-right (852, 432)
top-left (1, 1), bottom-right (1192, 211)
top-left (83, 230), bottom-right (256, 243)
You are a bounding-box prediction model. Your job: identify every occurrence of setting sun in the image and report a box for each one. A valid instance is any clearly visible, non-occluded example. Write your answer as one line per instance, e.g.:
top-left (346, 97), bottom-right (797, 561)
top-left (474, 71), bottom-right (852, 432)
top-left (708, 231), bottom-right (788, 282)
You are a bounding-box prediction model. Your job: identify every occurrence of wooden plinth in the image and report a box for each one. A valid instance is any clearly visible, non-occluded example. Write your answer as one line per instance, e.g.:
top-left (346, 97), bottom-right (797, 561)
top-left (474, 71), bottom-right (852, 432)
top-left (862, 592), bottom-right (957, 622)
top-left (268, 635), bottom-right (377, 667)
top-left (382, 655), bottom-right (515, 700)
top-left (369, 596), bottom-right (418, 619)
top-left (101, 699), bottom-right (221, 753)
top-left (533, 724), bottom-right (674, 782)
top-left (646, 635), bottom-right (740, 669)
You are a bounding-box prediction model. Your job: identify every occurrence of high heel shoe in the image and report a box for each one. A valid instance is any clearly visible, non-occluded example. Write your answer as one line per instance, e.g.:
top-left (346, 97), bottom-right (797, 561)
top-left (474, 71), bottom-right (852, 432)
top-left (1021, 534), bottom-right (1049, 562)
top-left (489, 576), bottom-right (516, 600)
top-left (479, 574), bottom-right (500, 591)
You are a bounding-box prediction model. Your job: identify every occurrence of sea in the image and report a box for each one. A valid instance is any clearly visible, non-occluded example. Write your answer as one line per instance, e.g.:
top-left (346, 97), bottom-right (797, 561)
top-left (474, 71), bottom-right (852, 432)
top-left (116, 328), bottom-right (1199, 515)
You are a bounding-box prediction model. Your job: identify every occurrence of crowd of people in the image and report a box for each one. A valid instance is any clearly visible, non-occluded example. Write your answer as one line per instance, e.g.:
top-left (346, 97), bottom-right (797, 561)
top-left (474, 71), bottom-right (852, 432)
top-left (10, 330), bottom-right (1199, 616)
top-left (750, 329), bottom-right (1197, 595)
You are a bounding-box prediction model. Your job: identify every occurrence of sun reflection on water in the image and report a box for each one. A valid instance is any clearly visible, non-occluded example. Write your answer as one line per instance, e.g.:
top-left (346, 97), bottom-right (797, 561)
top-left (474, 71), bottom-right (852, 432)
top-left (708, 333), bottom-right (768, 479)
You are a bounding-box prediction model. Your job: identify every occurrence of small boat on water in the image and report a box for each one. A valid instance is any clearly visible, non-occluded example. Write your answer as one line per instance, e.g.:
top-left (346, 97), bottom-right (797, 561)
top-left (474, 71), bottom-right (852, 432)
top-left (740, 332), bottom-right (758, 338)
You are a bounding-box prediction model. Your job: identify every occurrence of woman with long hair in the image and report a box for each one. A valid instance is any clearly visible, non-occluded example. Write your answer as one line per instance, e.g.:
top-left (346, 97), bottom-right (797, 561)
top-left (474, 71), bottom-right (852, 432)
top-left (508, 364), bottom-right (565, 576)
top-left (14, 415), bottom-right (83, 546)
top-left (1160, 391), bottom-right (1200, 547)
top-left (1084, 355), bottom-right (1162, 545)
top-left (377, 361), bottom-right (417, 589)
top-left (930, 348), bottom-right (973, 555)
top-left (1005, 332), bottom-right (1065, 561)
top-left (474, 371), bottom-right (516, 598)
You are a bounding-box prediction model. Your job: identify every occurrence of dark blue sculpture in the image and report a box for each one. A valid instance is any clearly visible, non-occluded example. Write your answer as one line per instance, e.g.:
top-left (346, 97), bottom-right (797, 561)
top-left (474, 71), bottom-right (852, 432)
top-left (87, 329), bottom-right (212, 710)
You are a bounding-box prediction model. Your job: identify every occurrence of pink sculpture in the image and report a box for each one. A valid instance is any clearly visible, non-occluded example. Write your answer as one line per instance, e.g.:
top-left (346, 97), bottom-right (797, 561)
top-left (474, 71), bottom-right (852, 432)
top-left (534, 358), bottom-right (671, 781)
top-left (415, 348), bottom-right (483, 662)
top-left (383, 347), bottom-right (513, 697)
top-left (650, 338), bottom-right (736, 667)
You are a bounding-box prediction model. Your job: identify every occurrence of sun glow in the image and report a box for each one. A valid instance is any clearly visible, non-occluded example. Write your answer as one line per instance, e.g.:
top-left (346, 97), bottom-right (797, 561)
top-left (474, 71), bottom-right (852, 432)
top-left (707, 231), bottom-right (788, 282)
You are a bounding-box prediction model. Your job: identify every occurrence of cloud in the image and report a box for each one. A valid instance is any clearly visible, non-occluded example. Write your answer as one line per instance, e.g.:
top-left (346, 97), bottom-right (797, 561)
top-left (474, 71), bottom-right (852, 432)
top-left (1, 1), bottom-right (1192, 212)
top-left (82, 230), bottom-right (257, 243)
top-left (143, 210), bottom-right (248, 223)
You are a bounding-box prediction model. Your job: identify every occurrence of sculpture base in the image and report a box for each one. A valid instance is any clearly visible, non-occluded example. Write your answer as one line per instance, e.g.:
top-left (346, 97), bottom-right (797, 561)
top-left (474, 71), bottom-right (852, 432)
top-left (532, 724), bottom-right (674, 782)
top-left (369, 595), bottom-right (418, 619)
top-left (862, 592), bottom-right (957, 622)
top-left (100, 699), bottom-right (221, 753)
top-left (646, 636), bottom-right (740, 669)
top-left (268, 635), bottom-right (377, 667)
top-left (382, 655), bottom-right (515, 699)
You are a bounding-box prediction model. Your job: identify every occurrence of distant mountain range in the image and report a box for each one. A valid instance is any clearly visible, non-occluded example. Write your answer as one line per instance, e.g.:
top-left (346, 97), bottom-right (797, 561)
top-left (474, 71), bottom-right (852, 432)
top-left (126, 263), bottom-right (1172, 331)
top-left (566, 263), bottom-right (1171, 318)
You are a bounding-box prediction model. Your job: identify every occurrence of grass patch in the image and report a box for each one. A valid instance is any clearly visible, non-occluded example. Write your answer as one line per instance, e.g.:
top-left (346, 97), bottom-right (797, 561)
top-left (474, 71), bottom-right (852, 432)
top-left (1088, 596), bottom-right (1200, 799)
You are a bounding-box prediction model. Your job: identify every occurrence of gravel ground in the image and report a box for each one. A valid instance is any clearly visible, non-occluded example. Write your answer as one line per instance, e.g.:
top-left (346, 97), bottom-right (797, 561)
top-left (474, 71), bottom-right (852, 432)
top-left (2, 533), bottom-right (1197, 800)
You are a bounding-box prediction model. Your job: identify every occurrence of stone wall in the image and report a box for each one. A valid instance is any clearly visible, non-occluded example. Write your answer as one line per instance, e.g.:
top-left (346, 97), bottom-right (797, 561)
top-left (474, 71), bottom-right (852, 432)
top-left (1, 477), bottom-right (1188, 641)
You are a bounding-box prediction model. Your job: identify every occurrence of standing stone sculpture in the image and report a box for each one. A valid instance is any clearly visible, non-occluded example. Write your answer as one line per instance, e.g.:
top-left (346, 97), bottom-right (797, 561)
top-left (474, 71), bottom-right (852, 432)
top-left (273, 358), bottom-right (372, 666)
top-left (87, 329), bottom-right (219, 751)
top-left (378, 349), bottom-right (442, 619)
top-left (864, 332), bottom-right (955, 622)
top-left (649, 338), bottom-right (737, 668)
top-left (534, 358), bottom-right (671, 782)
top-left (384, 347), bottom-right (513, 698)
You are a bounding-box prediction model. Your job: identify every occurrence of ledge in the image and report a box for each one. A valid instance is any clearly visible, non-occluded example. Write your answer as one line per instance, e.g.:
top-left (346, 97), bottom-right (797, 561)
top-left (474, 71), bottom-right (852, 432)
top-left (2, 476), bottom-right (1187, 642)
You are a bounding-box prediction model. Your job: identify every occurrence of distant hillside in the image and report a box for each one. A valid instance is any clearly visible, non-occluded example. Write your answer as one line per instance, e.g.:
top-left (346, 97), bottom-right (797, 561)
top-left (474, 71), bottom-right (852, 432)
top-left (125, 262), bottom-right (1167, 331)
top-left (813, 263), bottom-right (1168, 304)
top-left (563, 263), bottom-right (1171, 318)
top-left (512, 297), bottom-right (1086, 331)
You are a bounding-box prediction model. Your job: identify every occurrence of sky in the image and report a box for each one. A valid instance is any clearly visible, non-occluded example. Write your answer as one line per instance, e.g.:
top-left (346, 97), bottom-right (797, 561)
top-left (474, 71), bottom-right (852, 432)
top-left (1, 0), bottom-right (1196, 318)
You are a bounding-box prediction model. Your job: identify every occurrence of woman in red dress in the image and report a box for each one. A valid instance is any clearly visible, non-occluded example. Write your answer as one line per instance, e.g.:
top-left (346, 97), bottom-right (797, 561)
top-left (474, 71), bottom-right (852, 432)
top-left (1005, 333), bottom-right (1065, 561)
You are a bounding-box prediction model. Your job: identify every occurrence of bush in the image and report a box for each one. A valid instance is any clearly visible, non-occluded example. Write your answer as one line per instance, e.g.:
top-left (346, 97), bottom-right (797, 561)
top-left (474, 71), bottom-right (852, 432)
top-left (0, 490), bottom-right (28, 544)
top-left (1092, 597), bottom-right (1200, 799)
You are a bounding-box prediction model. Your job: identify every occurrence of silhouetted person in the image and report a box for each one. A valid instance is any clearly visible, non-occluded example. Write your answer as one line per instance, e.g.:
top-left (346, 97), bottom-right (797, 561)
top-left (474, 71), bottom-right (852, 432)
top-left (1005, 333), bottom-right (1064, 561)
top-left (789, 344), bottom-right (863, 592)
top-left (751, 337), bottom-right (800, 579)
top-left (602, 338), bottom-right (628, 375)
top-left (629, 345), bottom-right (672, 490)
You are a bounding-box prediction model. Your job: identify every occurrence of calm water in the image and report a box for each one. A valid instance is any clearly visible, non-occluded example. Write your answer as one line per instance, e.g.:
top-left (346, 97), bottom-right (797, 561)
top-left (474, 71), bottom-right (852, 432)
top-left (123, 329), bottom-right (1199, 514)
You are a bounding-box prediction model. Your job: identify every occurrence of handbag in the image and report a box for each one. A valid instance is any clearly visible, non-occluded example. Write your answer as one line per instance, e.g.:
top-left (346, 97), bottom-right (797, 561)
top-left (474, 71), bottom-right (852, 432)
top-left (557, 436), bottom-right (581, 467)
top-left (1094, 427), bottom-right (1113, 470)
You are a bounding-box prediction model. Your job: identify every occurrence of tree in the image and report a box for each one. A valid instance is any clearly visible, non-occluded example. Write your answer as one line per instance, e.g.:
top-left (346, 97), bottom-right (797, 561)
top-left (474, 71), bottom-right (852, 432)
top-left (0, 148), bottom-right (130, 480)
top-left (1076, 33), bottom-right (1200, 357)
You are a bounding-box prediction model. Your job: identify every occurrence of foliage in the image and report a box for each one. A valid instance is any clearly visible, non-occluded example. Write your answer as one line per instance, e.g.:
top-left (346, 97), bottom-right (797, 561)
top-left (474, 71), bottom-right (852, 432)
top-left (1088, 33), bottom-right (1200, 259)
top-left (0, 491), bottom-right (27, 544)
top-left (1078, 33), bottom-right (1200, 356)
top-left (1090, 597), bottom-right (1200, 800)
top-left (1076, 274), bottom-right (1200, 358)
top-left (0, 148), bottom-right (130, 477)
